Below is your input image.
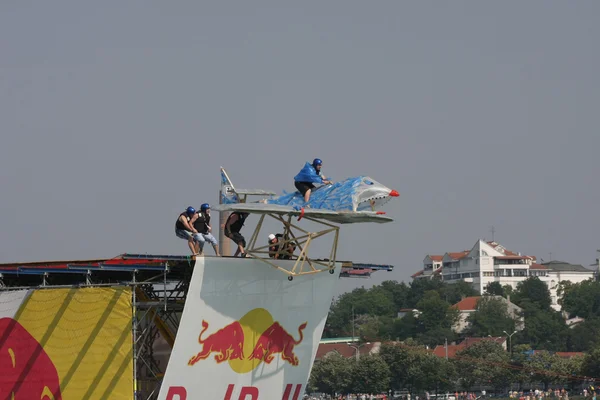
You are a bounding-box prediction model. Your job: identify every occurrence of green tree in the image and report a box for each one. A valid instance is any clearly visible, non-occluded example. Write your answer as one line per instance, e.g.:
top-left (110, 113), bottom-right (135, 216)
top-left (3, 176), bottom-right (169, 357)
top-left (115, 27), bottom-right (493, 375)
top-left (559, 279), bottom-right (600, 319)
top-left (454, 340), bottom-right (512, 391)
top-left (563, 355), bottom-right (584, 390)
top-left (379, 341), bottom-right (455, 394)
top-left (581, 346), bottom-right (600, 380)
top-left (440, 281), bottom-right (479, 305)
top-left (516, 306), bottom-right (568, 351)
top-left (380, 280), bottom-right (411, 310)
top-left (324, 286), bottom-right (396, 337)
top-left (308, 353), bottom-right (353, 396)
top-left (565, 318), bottom-right (600, 351)
top-left (484, 282), bottom-right (505, 296)
top-left (416, 291), bottom-right (460, 332)
top-left (379, 341), bottom-right (416, 391)
top-left (392, 311), bottom-right (424, 342)
top-left (414, 291), bottom-right (459, 347)
top-left (406, 279), bottom-right (444, 308)
top-left (512, 277), bottom-right (552, 311)
top-left (350, 354), bottom-right (391, 394)
top-left (511, 344), bottom-right (533, 391)
top-left (524, 350), bottom-right (569, 390)
top-left (466, 296), bottom-right (516, 337)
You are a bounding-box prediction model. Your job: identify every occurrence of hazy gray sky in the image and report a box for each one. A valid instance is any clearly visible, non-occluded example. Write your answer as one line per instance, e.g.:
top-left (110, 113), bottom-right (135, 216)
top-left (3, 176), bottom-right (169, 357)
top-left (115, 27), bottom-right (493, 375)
top-left (1, 2), bottom-right (599, 295)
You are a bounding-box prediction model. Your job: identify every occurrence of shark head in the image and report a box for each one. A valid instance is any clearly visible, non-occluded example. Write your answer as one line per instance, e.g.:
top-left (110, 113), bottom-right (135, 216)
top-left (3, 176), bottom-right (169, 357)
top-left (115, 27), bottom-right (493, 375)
top-left (349, 176), bottom-right (399, 211)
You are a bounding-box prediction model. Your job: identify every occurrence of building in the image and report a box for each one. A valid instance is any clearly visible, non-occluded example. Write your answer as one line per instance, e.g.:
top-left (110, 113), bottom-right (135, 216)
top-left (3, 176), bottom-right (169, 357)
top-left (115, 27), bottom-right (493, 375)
top-left (431, 336), bottom-right (507, 359)
top-left (412, 240), bottom-right (596, 311)
top-left (315, 341), bottom-right (381, 360)
top-left (451, 295), bottom-right (524, 333)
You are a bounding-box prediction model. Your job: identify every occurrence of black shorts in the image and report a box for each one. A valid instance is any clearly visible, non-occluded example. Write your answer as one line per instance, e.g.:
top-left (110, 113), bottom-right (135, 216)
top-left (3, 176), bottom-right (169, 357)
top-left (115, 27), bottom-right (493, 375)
top-left (294, 181), bottom-right (315, 196)
top-left (225, 230), bottom-right (246, 247)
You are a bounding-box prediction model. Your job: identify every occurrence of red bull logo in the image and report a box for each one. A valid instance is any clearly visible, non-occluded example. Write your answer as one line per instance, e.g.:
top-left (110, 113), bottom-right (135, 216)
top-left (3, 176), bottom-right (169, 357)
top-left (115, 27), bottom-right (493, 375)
top-left (188, 320), bottom-right (245, 365)
top-left (187, 308), bottom-right (307, 374)
top-left (0, 317), bottom-right (62, 400)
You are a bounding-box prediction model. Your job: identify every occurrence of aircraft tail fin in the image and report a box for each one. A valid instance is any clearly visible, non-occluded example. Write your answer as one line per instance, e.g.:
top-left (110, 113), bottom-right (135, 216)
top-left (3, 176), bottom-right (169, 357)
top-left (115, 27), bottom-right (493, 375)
top-left (220, 167), bottom-right (239, 204)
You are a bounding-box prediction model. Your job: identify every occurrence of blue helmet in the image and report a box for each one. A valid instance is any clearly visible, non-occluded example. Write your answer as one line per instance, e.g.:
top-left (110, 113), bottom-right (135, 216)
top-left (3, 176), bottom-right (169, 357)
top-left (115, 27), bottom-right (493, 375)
top-left (186, 206), bottom-right (196, 215)
top-left (312, 158), bottom-right (322, 167)
top-left (200, 203), bottom-right (210, 211)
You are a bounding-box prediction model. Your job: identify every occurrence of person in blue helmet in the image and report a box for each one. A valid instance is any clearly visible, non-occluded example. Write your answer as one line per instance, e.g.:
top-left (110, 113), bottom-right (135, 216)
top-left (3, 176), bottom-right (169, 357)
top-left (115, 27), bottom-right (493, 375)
top-left (190, 203), bottom-right (221, 256)
top-left (293, 158), bottom-right (332, 203)
top-left (175, 206), bottom-right (200, 255)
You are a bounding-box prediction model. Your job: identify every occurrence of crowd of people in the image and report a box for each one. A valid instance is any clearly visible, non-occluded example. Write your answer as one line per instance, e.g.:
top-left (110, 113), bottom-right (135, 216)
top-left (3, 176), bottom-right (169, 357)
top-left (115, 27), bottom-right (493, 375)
top-left (174, 158), bottom-right (329, 257)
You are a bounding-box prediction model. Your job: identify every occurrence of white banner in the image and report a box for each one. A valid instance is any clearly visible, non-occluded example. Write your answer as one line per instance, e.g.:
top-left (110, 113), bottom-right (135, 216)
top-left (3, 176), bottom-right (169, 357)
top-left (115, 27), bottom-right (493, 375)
top-left (158, 257), bottom-right (340, 400)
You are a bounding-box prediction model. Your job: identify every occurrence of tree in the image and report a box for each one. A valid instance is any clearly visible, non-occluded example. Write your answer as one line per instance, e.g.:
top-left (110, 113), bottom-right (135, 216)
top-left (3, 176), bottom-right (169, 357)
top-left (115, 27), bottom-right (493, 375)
top-left (516, 306), bottom-right (568, 351)
top-left (324, 286), bottom-right (396, 337)
top-left (484, 282), bottom-right (504, 296)
top-left (308, 353), bottom-right (353, 396)
top-left (414, 291), bottom-right (460, 347)
top-left (511, 344), bottom-right (533, 391)
top-left (380, 280), bottom-right (411, 310)
top-left (565, 318), bottom-right (600, 352)
top-left (440, 281), bottom-right (479, 305)
top-left (453, 340), bottom-right (512, 391)
top-left (524, 350), bottom-right (569, 390)
top-left (581, 346), bottom-right (600, 380)
top-left (350, 354), bottom-right (391, 394)
top-left (379, 341), bottom-right (455, 394)
top-left (559, 279), bottom-right (600, 319)
top-left (406, 279), bottom-right (445, 308)
top-left (513, 277), bottom-right (552, 311)
top-left (466, 296), bottom-right (516, 337)
top-left (416, 291), bottom-right (460, 332)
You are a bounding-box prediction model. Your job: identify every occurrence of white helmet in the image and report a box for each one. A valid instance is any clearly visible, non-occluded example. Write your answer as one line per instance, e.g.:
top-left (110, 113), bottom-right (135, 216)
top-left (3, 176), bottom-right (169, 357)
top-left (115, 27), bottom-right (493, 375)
top-left (268, 234), bottom-right (276, 241)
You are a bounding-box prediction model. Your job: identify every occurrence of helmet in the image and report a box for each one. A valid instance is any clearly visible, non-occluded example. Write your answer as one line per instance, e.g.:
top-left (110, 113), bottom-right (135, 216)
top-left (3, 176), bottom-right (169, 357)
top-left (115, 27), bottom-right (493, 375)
top-left (186, 206), bottom-right (196, 215)
top-left (268, 234), bottom-right (276, 241)
top-left (312, 158), bottom-right (322, 167)
top-left (200, 203), bottom-right (210, 211)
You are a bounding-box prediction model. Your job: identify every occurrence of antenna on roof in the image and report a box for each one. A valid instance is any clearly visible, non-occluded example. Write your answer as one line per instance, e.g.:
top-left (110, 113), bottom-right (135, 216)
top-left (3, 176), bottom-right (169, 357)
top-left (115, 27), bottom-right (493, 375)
top-left (490, 226), bottom-right (496, 242)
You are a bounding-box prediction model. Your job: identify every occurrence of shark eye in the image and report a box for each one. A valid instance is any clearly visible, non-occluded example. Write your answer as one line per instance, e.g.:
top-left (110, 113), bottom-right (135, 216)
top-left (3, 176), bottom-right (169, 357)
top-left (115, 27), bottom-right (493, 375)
top-left (364, 180), bottom-right (373, 185)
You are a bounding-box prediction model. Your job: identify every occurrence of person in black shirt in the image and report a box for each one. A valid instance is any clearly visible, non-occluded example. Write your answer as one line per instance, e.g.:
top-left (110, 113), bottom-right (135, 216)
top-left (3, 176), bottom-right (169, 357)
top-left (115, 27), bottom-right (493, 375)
top-left (224, 212), bottom-right (249, 257)
top-left (175, 206), bottom-right (200, 255)
top-left (191, 203), bottom-right (220, 256)
top-left (268, 233), bottom-right (296, 259)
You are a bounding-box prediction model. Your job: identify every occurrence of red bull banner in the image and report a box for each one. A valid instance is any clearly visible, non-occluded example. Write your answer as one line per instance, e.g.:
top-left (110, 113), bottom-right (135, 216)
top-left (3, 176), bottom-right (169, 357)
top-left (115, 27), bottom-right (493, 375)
top-left (158, 257), bottom-right (340, 400)
top-left (0, 287), bottom-right (133, 399)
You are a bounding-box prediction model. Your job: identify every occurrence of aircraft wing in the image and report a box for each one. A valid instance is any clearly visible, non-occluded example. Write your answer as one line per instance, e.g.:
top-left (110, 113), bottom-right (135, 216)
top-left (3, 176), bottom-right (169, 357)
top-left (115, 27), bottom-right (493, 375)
top-left (212, 203), bottom-right (393, 224)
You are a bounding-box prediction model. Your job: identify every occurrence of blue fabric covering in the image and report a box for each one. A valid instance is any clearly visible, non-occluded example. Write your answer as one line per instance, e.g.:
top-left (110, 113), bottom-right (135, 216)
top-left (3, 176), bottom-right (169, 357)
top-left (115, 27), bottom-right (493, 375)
top-left (293, 162), bottom-right (324, 184)
top-left (266, 176), bottom-right (367, 211)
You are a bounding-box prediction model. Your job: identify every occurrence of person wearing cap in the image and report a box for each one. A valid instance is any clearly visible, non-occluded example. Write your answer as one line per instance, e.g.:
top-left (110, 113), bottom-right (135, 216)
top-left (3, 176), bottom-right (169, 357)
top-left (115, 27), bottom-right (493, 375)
top-left (293, 158), bottom-right (332, 203)
top-left (267, 233), bottom-right (296, 259)
top-left (191, 203), bottom-right (221, 256)
top-left (175, 206), bottom-right (200, 255)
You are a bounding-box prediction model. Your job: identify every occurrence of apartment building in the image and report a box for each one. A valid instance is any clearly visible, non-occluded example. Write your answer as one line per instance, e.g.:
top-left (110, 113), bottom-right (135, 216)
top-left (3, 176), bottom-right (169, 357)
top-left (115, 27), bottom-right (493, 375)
top-left (411, 240), bottom-right (595, 311)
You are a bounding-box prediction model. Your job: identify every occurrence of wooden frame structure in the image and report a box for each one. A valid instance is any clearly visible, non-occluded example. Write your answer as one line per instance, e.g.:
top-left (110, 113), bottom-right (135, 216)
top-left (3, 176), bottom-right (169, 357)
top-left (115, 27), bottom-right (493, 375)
top-left (243, 212), bottom-right (340, 280)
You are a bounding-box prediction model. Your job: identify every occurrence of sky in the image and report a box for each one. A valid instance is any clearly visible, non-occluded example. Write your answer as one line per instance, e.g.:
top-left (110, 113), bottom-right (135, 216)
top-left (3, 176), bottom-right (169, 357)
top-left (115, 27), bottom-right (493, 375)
top-left (1, 1), bottom-right (599, 296)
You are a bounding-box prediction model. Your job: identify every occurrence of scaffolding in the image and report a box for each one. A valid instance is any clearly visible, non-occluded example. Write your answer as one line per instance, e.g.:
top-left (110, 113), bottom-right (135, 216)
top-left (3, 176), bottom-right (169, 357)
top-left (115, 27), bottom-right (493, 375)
top-left (0, 253), bottom-right (394, 399)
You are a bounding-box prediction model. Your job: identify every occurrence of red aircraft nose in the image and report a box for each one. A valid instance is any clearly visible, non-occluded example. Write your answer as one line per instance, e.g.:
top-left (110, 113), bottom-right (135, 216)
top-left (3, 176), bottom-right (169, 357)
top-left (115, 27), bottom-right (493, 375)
top-left (389, 190), bottom-right (400, 197)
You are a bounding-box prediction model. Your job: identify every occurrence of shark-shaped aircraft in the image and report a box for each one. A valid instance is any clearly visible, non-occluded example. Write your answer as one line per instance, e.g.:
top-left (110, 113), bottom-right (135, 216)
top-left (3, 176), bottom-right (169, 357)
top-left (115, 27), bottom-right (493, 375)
top-left (213, 167), bottom-right (399, 224)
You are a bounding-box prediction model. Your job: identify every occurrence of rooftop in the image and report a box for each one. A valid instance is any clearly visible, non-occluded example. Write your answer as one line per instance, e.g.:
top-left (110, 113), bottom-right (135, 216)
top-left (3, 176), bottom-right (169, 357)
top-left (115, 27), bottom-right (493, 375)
top-left (452, 296), bottom-right (481, 311)
top-left (541, 260), bottom-right (594, 273)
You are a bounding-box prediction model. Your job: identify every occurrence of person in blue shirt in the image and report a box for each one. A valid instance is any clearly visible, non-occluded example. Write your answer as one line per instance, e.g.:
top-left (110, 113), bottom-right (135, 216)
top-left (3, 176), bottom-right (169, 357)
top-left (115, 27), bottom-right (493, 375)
top-left (293, 158), bottom-right (332, 203)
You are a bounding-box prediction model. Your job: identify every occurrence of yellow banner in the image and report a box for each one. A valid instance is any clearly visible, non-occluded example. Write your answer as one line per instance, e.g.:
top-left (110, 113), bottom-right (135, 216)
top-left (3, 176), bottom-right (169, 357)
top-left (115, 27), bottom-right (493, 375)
top-left (13, 287), bottom-right (133, 400)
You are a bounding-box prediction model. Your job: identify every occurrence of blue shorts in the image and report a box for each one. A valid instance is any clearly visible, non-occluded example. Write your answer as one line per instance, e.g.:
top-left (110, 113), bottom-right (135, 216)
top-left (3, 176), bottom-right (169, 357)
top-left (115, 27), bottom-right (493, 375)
top-left (193, 232), bottom-right (218, 247)
top-left (175, 229), bottom-right (194, 240)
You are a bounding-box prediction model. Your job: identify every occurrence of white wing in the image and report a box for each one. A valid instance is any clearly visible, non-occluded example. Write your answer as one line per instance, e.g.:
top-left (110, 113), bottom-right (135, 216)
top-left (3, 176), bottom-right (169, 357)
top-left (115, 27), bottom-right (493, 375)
top-left (212, 203), bottom-right (393, 224)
